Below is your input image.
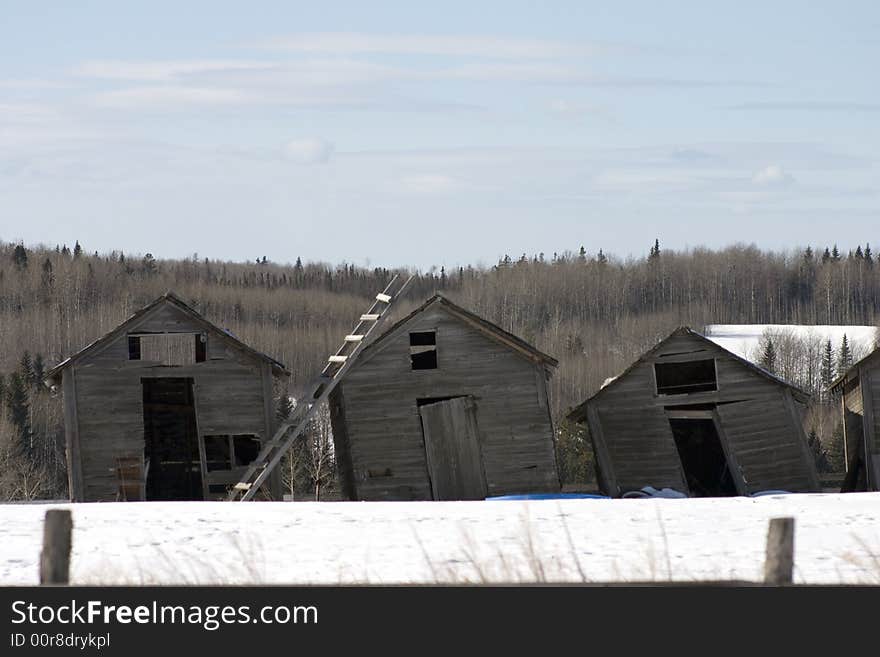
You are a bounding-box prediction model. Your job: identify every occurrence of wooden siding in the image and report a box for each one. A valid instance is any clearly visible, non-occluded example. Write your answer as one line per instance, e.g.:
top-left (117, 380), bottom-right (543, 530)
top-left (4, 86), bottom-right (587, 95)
top-left (866, 368), bottom-right (880, 488)
top-left (842, 377), bottom-right (865, 475)
top-left (65, 300), bottom-right (277, 501)
top-left (330, 305), bottom-right (559, 501)
top-left (587, 332), bottom-right (819, 496)
top-left (869, 369), bottom-right (880, 455)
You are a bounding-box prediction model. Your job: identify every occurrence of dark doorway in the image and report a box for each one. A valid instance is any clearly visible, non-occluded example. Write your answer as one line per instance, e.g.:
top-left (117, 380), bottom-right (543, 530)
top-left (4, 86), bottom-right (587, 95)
top-left (142, 377), bottom-right (203, 500)
top-left (668, 418), bottom-right (737, 497)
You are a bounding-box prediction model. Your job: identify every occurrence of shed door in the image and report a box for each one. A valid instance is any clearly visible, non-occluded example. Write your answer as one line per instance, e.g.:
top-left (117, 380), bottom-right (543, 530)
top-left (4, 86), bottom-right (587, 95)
top-left (418, 397), bottom-right (487, 500)
top-left (715, 398), bottom-right (814, 493)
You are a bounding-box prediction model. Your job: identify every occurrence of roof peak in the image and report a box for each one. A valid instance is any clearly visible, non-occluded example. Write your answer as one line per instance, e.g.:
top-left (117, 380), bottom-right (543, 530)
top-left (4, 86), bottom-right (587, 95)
top-left (45, 291), bottom-right (289, 382)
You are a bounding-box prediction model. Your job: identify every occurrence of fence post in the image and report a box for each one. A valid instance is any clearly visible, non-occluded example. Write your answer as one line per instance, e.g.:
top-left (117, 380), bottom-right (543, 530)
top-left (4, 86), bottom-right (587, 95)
top-left (764, 516), bottom-right (794, 585)
top-left (40, 509), bottom-right (73, 585)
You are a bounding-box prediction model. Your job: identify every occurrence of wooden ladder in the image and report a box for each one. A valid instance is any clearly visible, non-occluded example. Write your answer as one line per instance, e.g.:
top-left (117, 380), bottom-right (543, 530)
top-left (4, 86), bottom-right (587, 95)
top-left (227, 273), bottom-right (413, 501)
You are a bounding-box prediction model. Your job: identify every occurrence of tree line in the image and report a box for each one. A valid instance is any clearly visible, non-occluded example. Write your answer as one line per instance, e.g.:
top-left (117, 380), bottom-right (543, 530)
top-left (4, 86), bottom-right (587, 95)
top-left (1, 238), bottom-right (879, 498)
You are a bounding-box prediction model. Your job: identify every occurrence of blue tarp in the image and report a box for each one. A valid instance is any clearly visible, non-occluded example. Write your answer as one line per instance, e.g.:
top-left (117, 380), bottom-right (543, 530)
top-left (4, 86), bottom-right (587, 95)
top-left (486, 493), bottom-right (609, 500)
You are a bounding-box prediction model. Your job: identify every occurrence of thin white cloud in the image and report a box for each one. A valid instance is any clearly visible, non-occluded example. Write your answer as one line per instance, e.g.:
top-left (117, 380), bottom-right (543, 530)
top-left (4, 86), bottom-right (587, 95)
top-left (730, 101), bottom-right (880, 112)
top-left (74, 60), bottom-right (276, 82)
top-left (550, 99), bottom-right (605, 117)
top-left (0, 78), bottom-right (72, 90)
top-left (400, 174), bottom-right (459, 194)
top-left (90, 86), bottom-right (251, 109)
top-left (592, 170), bottom-right (701, 191)
top-left (256, 33), bottom-right (601, 58)
top-left (752, 164), bottom-right (795, 186)
top-left (284, 138), bottom-right (334, 164)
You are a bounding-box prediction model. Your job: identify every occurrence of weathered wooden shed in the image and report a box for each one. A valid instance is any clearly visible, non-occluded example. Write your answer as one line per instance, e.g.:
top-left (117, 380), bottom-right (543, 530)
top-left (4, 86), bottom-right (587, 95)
top-left (567, 327), bottom-right (820, 497)
top-left (831, 347), bottom-right (880, 492)
top-left (328, 294), bottom-right (560, 501)
top-left (45, 292), bottom-right (289, 502)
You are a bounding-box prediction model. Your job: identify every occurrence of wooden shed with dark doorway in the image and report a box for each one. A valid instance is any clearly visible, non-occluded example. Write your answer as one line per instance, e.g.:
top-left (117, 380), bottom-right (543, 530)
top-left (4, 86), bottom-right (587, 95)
top-left (831, 346), bottom-right (880, 492)
top-left (45, 292), bottom-right (289, 502)
top-left (567, 327), bottom-right (820, 497)
top-left (328, 294), bottom-right (560, 501)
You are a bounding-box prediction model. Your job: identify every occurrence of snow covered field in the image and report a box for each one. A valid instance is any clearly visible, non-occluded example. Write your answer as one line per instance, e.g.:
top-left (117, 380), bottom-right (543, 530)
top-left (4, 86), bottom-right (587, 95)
top-left (705, 324), bottom-right (878, 361)
top-left (2, 494), bottom-right (879, 585)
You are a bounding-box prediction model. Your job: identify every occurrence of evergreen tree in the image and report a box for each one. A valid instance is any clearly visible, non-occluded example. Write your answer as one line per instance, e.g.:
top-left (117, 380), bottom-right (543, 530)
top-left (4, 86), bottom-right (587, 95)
top-left (758, 335), bottom-right (777, 373)
top-left (831, 244), bottom-right (841, 261)
top-left (865, 243), bottom-right (874, 266)
top-left (821, 247), bottom-right (831, 264)
top-left (827, 422), bottom-right (846, 472)
top-left (31, 354), bottom-right (45, 389)
top-left (807, 428), bottom-right (830, 473)
top-left (41, 258), bottom-right (54, 288)
top-left (597, 249), bottom-right (608, 264)
top-left (276, 394), bottom-right (294, 421)
top-left (73, 240), bottom-right (82, 258)
top-left (803, 246), bottom-right (813, 262)
top-left (820, 339), bottom-right (835, 393)
top-left (5, 372), bottom-right (32, 457)
top-left (649, 239), bottom-right (661, 260)
top-left (837, 334), bottom-right (853, 375)
top-left (855, 245), bottom-right (864, 260)
top-left (12, 244), bottom-right (28, 269)
top-left (19, 352), bottom-right (33, 382)
top-left (142, 253), bottom-right (157, 275)
top-left (577, 246), bottom-right (587, 263)
top-left (554, 420), bottom-right (594, 486)
top-left (61, 244), bottom-right (70, 257)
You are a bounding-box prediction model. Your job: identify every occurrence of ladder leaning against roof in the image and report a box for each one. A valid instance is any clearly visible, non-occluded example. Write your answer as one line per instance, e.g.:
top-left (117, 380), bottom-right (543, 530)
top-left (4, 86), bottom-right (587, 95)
top-left (227, 273), bottom-right (414, 501)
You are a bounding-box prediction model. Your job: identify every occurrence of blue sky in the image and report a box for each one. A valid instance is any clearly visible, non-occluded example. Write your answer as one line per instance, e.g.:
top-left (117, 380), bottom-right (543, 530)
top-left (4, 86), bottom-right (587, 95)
top-left (1, 1), bottom-right (878, 268)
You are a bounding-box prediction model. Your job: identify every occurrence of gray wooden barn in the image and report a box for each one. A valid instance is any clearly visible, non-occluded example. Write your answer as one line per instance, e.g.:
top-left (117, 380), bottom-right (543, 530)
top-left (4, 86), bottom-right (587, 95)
top-left (45, 292), bottom-right (289, 502)
top-left (328, 294), bottom-right (560, 501)
top-left (567, 327), bottom-right (820, 497)
top-left (831, 346), bottom-right (880, 492)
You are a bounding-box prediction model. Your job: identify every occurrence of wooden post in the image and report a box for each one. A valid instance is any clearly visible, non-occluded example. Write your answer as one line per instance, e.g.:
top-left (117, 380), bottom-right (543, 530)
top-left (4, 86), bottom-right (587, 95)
top-left (764, 517), bottom-right (794, 585)
top-left (40, 509), bottom-right (73, 585)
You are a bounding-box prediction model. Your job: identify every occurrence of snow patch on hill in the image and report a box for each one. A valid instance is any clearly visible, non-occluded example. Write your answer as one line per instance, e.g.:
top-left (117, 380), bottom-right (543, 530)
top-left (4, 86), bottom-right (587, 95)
top-left (705, 324), bottom-right (878, 362)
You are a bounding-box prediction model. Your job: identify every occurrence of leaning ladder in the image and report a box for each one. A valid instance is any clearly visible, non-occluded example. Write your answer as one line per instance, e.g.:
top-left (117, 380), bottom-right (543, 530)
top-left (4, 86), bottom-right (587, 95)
top-left (227, 274), bottom-right (413, 501)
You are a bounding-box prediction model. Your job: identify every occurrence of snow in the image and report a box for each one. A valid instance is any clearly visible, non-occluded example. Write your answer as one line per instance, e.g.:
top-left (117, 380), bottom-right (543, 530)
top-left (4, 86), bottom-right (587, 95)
top-left (2, 494), bottom-right (879, 585)
top-left (705, 324), bottom-right (878, 361)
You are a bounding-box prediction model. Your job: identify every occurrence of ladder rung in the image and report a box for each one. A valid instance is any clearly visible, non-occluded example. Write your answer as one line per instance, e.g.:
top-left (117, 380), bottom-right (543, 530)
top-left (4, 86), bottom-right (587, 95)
top-left (360, 314), bottom-right (380, 321)
top-left (233, 482), bottom-right (252, 491)
top-left (344, 335), bottom-right (364, 342)
top-left (328, 355), bottom-right (348, 363)
top-left (375, 293), bottom-right (392, 303)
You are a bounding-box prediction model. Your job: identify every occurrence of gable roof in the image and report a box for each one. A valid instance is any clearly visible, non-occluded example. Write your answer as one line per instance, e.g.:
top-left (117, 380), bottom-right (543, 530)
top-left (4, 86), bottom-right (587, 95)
top-left (45, 291), bottom-right (289, 383)
top-left (357, 294), bottom-right (558, 369)
top-left (830, 343), bottom-right (880, 390)
top-left (567, 326), bottom-right (809, 421)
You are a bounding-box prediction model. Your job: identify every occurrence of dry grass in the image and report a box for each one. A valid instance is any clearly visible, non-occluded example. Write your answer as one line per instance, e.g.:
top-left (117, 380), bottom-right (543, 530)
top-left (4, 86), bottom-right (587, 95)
top-left (75, 532), bottom-right (266, 585)
top-left (840, 534), bottom-right (880, 584)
